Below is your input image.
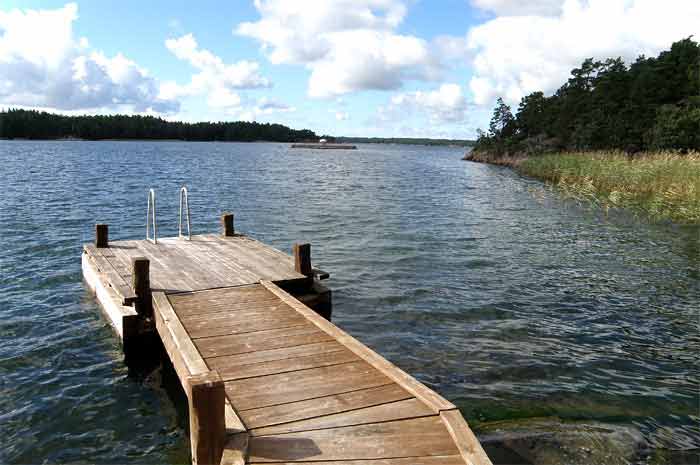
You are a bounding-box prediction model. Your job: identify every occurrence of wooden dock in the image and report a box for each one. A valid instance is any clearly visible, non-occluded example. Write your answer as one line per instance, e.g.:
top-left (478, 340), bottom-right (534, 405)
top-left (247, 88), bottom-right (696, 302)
top-left (82, 214), bottom-right (491, 465)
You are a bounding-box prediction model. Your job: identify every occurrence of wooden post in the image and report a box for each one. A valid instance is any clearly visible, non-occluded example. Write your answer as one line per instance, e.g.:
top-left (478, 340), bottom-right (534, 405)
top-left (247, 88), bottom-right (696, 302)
top-left (293, 243), bottom-right (312, 276)
top-left (95, 224), bottom-right (109, 248)
top-left (221, 213), bottom-right (234, 237)
top-left (188, 371), bottom-right (226, 465)
top-left (131, 257), bottom-right (152, 318)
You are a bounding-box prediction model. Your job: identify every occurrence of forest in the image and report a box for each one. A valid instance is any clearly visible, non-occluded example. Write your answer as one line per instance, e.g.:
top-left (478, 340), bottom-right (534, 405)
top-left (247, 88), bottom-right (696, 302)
top-left (0, 110), bottom-right (317, 142)
top-left (474, 38), bottom-right (700, 156)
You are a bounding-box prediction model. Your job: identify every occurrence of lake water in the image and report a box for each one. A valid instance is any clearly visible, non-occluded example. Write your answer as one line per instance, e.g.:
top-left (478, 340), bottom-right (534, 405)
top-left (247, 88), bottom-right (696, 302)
top-left (1, 141), bottom-right (698, 464)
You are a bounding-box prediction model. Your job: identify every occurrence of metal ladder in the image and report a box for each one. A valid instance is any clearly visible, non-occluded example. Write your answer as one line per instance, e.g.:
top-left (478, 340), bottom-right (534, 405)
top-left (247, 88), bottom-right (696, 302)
top-left (178, 186), bottom-right (191, 240)
top-left (146, 186), bottom-right (192, 244)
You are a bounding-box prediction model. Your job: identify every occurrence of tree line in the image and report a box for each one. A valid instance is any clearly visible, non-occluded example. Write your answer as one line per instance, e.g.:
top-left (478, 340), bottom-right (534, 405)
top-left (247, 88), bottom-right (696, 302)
top-left (331, 136), bottom-right (475, 147)
top-left (0, 110), bottom-right (317, 142)
top-left (475, 38), bottom-right (700, 156)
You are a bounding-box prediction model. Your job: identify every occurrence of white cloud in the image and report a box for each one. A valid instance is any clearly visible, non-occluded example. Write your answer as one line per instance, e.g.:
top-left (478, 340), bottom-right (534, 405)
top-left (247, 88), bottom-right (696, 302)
top-left (389, 83), bottom-right (468, 123)
top-left (0, 3), bottom-right (178, 113)
top-left (236, 97), bottom-right (295, 121)
top-left (163, 33), bottom-right (270, 110)
top-left (465, 0), bottom-right (700, 105)
top-left (334, 111), bottom-right (349, 121)
top-left (236, 0), bottom-right (440, 98)
top-left (471, 0), bottom-right (564, 16)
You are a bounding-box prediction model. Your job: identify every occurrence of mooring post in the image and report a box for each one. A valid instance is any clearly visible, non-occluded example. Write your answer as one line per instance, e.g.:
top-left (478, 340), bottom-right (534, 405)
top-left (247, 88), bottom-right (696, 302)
top-left (131, 257), bottom-right (152, 318)
top-left (221, 212), bottom-right (235, 237)
top-left (95, 224), bottom-right (109, 248)
top-left (293, 243), bottom-right (313, 276)
top-left (188, 371), bottom-right (226, 465)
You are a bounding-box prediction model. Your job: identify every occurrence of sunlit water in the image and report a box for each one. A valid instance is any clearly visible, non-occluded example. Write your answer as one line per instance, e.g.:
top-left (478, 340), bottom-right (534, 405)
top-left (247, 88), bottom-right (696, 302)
top-left (1, 141), bottom-right (698, 464)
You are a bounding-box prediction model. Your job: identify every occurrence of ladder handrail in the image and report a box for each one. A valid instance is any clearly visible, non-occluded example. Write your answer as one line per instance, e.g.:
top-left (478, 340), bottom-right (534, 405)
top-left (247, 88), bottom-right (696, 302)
top-left (179, 186), bottom-right (192, 240)
top-left (146, 189), bottom-right (157, 244)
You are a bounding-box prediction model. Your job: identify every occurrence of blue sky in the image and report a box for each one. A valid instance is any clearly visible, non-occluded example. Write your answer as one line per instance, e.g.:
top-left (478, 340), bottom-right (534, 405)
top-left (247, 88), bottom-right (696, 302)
top-left (1, 1), bottom-right (698, 138)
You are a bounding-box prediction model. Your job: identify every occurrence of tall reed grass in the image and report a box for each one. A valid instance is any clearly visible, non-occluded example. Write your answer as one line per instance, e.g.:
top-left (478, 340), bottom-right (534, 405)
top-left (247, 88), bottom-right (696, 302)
top-left (519, 151), bottom-right (700, 223)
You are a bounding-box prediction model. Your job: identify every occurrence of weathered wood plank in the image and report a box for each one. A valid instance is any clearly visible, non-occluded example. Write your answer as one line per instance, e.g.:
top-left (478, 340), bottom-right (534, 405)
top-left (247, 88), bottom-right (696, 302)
top-left (247, 416), bottom-right (460, 462)
top-left (84, 244), bottom-right (137, 304)
top-left (187, 313), bottom-right (308, 339)
top-left (247, 457), bottom-right (465, 465)
top-left (179, 302), bottom-right (290, 324)
top-left (440, 410), bottom-right (492, 465)
top-left (260, 281), bottom-right (456, 413)
top-left (81, 251), bottom-right (137, 338)
top-left (187, 371), bottom-right (226, 465)
top-left (153, 291), bottom-right (209, 382)
top-left (240, 384), bottom-right (411, 430)
top-left (193, 325), bottom-right (330, 359)
top-left (206, 340), bottom-right (347, 370)
top-left (250, 398), bottom-right (435, 437)
top-left (210, 348), bottom-right (358, 381)
top-left (226, 361), bottom-right (392, 411)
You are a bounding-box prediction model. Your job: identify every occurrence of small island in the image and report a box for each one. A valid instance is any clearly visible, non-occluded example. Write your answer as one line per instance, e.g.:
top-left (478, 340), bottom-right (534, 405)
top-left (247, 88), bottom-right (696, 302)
top-left (291, 138), bottom-right (357, 149)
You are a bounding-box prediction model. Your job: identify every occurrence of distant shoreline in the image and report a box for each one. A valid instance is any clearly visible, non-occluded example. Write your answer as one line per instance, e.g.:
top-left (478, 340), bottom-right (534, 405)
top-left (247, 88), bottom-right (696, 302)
top-left (1, 137), bottom-right (473, 147)
top-left (464, 149), bottom-right (700, 223)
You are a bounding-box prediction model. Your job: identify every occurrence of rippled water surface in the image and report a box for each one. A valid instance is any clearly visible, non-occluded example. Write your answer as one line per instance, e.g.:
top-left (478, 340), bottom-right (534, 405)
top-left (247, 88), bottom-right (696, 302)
top-left (1, 141), bottom-right (698, 464)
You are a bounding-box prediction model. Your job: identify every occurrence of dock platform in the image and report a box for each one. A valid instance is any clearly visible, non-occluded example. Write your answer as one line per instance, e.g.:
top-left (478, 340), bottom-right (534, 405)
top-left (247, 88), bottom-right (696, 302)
top-left (82, 216), bottom-right (491, 465)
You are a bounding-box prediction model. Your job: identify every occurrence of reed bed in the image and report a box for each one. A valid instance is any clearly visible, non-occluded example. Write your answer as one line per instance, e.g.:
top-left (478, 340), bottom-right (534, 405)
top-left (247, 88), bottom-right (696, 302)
top-left (519, 151), bottom-right (700, 223)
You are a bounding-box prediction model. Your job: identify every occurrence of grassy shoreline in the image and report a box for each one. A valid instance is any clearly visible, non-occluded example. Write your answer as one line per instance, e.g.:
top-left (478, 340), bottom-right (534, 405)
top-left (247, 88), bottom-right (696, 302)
top-left (464, 151), bottom-right (700, 223)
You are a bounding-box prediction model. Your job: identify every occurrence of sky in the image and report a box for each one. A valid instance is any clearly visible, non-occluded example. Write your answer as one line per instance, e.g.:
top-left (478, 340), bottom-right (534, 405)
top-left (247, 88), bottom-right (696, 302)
top-left (1, 0), bottom-right (699, 139)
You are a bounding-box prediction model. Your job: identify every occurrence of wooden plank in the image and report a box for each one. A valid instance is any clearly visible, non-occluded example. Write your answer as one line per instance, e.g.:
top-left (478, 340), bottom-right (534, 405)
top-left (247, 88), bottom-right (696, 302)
top-left (179, 302), bottom-right (291, 324)
top-left (84, 244), bottom-right (137, 304)
top-left (213, 235), bottom-right (304, 282)
top-left (240, 384), bottom-right (411, 429)
top-left (214, 236), bottom-right (294, 282)
top-left (187, 371), bottom-right (226, 465)
top-left (261, 281), bottom-right (456, 413)
top-left (248, 457), bottom-right (465, 465)
top-left (136, 239), bottom-right (203, 292)
top-left (193, 325), bottom-right (331, 359)
top-left (187, 313), bottom-right (308, 339)
top-left (206, 340), bottom-right (348, 370)
top-left (209, 348), bottom-right (358, 381)
top-left (226, 361), bottom-right (392, 411)
top-left (152, 291), bottom-right (247, 435)
top-left (247, 416), bottom-right (460, 462)
top-left (440, 410), bottom-right (492, 465)
top-left (81, 251), bottom-right (137, 339)
top-left (250, 398), bottom-right (435, 437)
top-left (153, 291), bottom-right (209, 383)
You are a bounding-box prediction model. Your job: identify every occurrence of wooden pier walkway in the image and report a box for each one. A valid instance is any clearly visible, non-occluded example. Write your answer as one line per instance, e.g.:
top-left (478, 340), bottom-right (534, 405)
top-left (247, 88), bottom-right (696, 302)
top-left (82, 215), bottom-right (491, 465)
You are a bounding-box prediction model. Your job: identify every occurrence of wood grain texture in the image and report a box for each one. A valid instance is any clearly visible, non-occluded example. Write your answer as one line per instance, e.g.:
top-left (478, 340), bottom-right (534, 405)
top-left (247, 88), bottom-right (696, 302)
top-left (247, 416), bottom-right (460, 462)
top-left (247, 457), bottom-right (465, 465)
top-left (153, 292), bottom-right (209, 382)
top-left (210, 348), bottom-right (358, 381)
top-left (226, 361), bottom-right (392, 411)
top-left (440, 410), bottom-right (492, 465)
top-left (93, 234), bottom-right (305, 295)
top-left (194, 325), bottom-right (332, 359)
top-left (239, 384), bottom-right (410, 429)
top-left (84, 244), bottom-right (137, 304)
top-left (250, 398), bottom-right (435, 437)
top-left (260, 281), bottom-right (456, 413)
top-left (187, 371), bottom-right (226, 465)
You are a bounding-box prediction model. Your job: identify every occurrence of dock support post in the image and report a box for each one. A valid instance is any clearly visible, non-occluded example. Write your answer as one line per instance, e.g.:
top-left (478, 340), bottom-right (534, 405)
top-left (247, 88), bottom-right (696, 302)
top-left (293, 243), bottom-right (313, 277)
top-left (131, 257), bottom-right (152, 318)
top-left (188, 371), bottom-right (226, 465)
top-left (221, 213), bottom-right (235, 237)
top-left (95, 224), bottom-right (109, 248)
